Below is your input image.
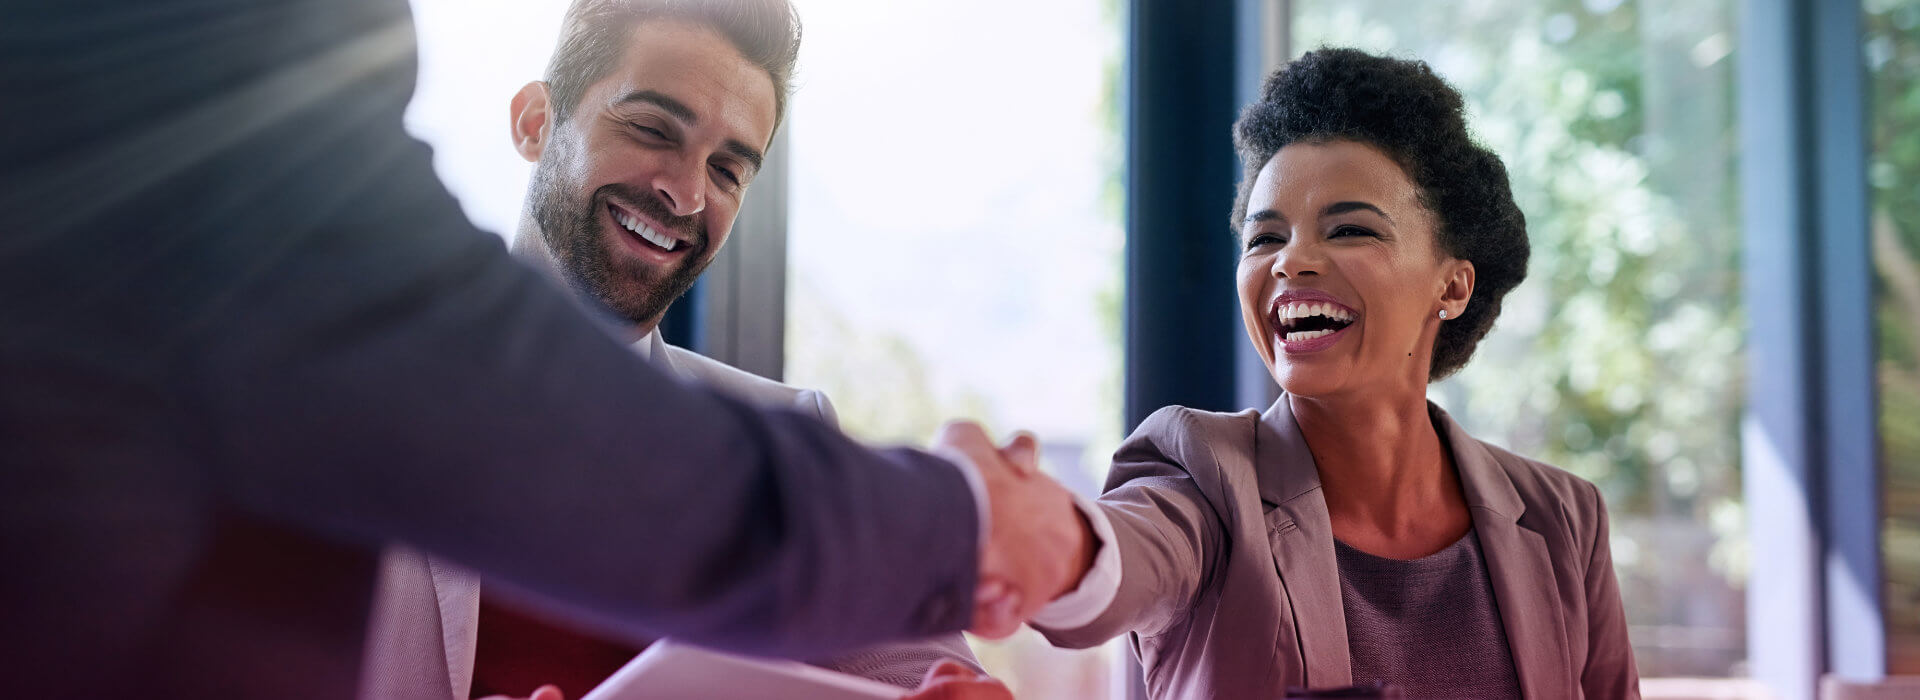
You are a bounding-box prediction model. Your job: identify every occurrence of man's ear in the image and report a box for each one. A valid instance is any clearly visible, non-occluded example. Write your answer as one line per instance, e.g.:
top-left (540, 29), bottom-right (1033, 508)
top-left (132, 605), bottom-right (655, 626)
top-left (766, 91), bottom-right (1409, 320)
top-left (509, 81), bottom-right (555, 163)
top-left (1439, 258), bottom-right (1476, 319)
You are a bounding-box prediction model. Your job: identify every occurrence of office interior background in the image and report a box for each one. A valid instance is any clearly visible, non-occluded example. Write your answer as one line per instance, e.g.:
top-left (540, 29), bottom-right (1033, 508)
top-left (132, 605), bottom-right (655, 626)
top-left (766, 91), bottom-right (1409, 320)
top-left (403, 0), bottom-right (1917, 697)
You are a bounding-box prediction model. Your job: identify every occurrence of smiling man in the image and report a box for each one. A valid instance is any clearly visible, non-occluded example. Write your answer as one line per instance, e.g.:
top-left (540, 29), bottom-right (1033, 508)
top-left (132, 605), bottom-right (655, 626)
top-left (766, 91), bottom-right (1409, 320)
top-left (512, 13), bottom-right (771, 338)
top-left (359, 2), bottom-right (1003, 699)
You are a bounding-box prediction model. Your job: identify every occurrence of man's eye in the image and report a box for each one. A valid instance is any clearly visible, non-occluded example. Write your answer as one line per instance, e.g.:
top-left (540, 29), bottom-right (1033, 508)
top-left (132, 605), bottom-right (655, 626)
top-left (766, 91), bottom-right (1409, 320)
top-left (632, 123), bottom-right (667, 140)
top-left (712, 164), bottom-right (741, 186)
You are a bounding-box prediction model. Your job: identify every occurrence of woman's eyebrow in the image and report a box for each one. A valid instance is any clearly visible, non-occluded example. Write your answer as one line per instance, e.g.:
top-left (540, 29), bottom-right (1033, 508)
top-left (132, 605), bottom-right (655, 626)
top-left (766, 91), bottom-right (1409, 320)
top-left (1323, 200), bottom-right (1394, 224)
top-left (1243, 209), bottom-right (1284, 225)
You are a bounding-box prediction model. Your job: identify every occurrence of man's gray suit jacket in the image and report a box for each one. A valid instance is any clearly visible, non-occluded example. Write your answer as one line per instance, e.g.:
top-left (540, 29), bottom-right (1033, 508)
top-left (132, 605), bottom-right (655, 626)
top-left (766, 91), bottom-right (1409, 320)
top-left (360, 331), bottom-right (981, 699)
top-left (0, 2), bottom-right (982, 697)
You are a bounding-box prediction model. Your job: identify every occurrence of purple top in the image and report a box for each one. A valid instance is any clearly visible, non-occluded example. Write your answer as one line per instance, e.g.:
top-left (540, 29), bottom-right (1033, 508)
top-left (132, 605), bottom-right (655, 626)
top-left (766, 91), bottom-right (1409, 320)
top-left (1335, 531), bottom-right (1523, 699)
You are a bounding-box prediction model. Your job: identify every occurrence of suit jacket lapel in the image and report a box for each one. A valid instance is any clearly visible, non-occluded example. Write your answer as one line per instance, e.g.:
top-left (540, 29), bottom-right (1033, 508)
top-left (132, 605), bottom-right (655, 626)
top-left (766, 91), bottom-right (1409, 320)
top-left (1257, 397), bottom-right (1353, 689)
top-left (426, 557), bottom-right (482, 700)
top-left (1434, 405), bottom-right (1573, 698)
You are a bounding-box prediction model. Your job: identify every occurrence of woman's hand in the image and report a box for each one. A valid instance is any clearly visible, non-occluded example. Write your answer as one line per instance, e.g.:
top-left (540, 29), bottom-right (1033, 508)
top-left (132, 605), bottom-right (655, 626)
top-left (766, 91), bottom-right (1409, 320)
top-left (903, 659), bottom-right (1014, 700)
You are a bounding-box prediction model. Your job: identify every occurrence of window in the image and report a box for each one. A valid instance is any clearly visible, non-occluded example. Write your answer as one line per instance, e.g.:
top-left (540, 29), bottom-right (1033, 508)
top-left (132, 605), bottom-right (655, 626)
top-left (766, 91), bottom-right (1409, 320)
top-left (780, 0), bottom-right (1127, 696)
top-left (1291, 0), bottom-right (1749, 678)
top-left (1868, 0), bottom-right (1920, 675)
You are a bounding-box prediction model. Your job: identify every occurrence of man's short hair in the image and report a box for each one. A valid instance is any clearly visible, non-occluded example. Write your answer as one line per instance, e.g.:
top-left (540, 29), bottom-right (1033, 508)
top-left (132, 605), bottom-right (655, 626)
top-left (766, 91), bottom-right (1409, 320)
top-left (544, 0), bottom-right (801, 131)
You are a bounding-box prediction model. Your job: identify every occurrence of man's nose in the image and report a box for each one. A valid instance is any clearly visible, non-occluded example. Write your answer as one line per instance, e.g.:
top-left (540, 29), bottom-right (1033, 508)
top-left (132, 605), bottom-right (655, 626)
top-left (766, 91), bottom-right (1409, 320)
top-left (651, 158), bottom-right (707, 218)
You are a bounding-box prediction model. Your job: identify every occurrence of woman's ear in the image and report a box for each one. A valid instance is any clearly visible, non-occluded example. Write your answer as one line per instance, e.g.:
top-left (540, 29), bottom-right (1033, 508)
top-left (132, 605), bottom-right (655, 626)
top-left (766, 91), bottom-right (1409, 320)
top-left (1439, 258), bottom-right (1475, 319)
top-left (509, 81), bottom-right (555, 163)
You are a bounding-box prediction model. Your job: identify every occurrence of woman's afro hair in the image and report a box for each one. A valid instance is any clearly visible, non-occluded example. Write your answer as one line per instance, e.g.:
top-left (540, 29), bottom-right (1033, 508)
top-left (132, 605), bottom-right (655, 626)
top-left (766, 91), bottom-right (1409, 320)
top-left (1233, 48), bottom-right (1529, 381)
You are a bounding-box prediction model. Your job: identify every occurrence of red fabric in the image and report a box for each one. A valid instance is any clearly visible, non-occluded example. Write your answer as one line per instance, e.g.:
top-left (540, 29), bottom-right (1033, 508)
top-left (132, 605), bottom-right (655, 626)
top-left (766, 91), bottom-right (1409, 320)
top-left (468, 594), bottom-right (645, 699)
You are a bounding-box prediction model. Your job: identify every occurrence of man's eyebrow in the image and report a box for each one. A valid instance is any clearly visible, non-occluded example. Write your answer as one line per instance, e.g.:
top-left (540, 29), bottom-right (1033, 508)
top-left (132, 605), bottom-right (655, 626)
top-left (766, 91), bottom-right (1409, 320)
top-left (721, 139), bottom-right (765, 175)
top-left (615, 89), bottom-right (697, 124)
top-left (1323, 200), bottom-right (1393, 223)
top-left (615, 90), bottom-right (764, 175)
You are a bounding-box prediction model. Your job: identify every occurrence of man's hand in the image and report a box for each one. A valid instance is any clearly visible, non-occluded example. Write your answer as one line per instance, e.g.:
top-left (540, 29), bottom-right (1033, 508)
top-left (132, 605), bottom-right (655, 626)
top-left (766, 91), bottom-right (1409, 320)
top-left (933, 422), bottom-right (1096, 639)
top-left (903, 659), bottom-right (1014, 700)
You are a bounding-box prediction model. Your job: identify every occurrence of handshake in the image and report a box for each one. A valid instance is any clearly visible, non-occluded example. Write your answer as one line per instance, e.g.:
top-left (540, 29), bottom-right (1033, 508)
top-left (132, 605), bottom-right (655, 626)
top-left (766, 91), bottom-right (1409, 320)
top-left (931, 422), bottom-right (1101, 639)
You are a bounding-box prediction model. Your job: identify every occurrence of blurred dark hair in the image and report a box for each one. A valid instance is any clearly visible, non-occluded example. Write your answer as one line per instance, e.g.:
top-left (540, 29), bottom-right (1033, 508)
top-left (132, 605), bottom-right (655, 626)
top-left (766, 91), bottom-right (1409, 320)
top-left (545, 0), bottom-right (801, 131)
top-left (1233, 47), bottom-right (1529, 381)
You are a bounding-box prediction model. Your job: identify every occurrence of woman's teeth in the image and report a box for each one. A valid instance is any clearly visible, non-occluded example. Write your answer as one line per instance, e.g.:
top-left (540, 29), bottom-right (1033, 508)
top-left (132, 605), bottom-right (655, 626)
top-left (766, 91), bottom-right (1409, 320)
top-left (1285, 328), bottom-right (1338, 342)
top-left (615, 209), bottom-right (678, 251)
top-left (1276, 302), bottom-right (1354, 323)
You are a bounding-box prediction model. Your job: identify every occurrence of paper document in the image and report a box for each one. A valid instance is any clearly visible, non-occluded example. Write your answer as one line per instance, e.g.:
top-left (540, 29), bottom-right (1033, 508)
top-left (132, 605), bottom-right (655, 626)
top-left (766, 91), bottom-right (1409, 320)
top-left (581, 640), bottom-right (907, 700)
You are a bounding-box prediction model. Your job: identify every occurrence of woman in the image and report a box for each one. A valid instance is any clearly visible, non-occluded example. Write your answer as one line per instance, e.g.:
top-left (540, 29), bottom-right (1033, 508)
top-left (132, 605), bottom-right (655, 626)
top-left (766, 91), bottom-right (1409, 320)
top-left (1035, 49), bottom-right (1639, 698)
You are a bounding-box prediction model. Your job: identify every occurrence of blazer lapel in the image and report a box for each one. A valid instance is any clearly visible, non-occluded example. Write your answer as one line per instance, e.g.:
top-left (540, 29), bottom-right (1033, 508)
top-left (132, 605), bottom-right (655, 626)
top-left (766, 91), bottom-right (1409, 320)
top-left (425, 556), bottom-right (483, 700)
top-left (1434, 405), bottom-right (1573, 698)
top-left (1257, 397), bottom-right (1353, 689)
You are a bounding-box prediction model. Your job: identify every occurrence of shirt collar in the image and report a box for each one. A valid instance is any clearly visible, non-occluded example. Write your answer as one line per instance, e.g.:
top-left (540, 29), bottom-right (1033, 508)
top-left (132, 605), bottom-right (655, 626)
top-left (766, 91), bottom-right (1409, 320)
top-left (633, 327), bottom-right (662, 364)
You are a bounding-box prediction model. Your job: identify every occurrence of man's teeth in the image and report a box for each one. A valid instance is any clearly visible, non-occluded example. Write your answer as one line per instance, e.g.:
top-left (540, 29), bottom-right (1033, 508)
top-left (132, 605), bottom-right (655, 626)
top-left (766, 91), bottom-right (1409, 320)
top-left (1277, 301), bottom-right (1355, 323)
top-left (1285, 329), bottom-right (1337, 342)
top-left (615, 210), bottom-right (678, 251)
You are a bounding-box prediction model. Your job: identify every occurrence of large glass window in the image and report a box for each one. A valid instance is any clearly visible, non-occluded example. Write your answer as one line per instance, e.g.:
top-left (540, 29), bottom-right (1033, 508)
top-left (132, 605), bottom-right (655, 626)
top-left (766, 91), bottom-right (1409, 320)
top-left (1868, 0), bottom-right (1920, 675)
top-left (1291, 0), bottom-right (1749, 679)
top-left (780, 0), bottom-right (1127, 695)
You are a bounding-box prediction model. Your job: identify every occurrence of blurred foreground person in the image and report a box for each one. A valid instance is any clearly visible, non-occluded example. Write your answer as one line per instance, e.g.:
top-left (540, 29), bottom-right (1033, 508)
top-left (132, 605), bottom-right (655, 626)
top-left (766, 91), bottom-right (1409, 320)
top-left (0, 1), bottom-right (1087, 697)
top-left (360, 2), bottom-right (1002, 698)
top-left (1034, 49), bottom-right (1639, 698)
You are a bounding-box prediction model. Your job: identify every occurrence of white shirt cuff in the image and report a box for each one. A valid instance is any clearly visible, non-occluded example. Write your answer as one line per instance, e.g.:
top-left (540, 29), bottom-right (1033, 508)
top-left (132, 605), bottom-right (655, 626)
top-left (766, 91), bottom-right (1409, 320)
top-left (1030, 492), bottom-right (1120, 630)
top-left (931, 448), bottom-right (993, 547)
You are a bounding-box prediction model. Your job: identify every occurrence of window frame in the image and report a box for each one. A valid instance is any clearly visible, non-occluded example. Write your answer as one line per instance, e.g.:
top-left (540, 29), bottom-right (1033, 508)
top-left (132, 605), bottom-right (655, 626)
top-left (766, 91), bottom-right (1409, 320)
top-left (1739, 0), bottom-right (1886, 693)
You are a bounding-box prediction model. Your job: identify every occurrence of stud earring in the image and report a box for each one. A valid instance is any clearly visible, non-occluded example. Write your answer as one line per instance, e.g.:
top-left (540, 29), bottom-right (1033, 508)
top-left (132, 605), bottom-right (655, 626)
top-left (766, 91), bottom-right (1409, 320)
top-left (1438, 309), bottom-right (1449, 319)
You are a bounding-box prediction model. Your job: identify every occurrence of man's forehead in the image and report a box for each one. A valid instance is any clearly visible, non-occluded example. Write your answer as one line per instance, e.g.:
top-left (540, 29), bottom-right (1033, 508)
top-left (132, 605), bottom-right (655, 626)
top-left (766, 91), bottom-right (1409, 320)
top-left (596, 19), bottom-right (778, 147)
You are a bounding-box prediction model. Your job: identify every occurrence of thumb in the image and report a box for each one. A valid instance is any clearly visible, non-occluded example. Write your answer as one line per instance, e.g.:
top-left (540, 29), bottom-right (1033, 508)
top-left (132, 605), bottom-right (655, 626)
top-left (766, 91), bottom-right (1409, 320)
top-left (1001, 432), bottom-right (1039, 475)
top-left (529, 685), bottom-right (565, 700)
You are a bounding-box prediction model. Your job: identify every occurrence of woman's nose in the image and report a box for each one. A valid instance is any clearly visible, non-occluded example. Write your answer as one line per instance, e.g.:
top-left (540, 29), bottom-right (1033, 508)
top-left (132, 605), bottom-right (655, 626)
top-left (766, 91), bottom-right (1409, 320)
top-left (1274, 238), bottom-right (1322, 279)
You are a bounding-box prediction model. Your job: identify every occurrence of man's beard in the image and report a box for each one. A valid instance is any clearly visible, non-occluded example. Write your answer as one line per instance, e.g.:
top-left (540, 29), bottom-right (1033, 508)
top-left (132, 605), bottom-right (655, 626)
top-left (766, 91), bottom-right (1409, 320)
top-left (528, 166), bottom-right (711, 327)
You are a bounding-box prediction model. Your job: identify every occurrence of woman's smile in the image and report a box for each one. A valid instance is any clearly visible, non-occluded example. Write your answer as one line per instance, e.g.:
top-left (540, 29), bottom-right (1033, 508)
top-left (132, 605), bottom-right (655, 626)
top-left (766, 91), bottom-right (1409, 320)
top-left (1269, 289), bottom-right (1359, 354)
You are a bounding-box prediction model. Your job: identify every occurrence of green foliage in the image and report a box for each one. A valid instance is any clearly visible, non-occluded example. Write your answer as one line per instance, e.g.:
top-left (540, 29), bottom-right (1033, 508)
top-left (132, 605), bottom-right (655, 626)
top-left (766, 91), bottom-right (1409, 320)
top-left (1867, 0), bottom-right (1920, 673)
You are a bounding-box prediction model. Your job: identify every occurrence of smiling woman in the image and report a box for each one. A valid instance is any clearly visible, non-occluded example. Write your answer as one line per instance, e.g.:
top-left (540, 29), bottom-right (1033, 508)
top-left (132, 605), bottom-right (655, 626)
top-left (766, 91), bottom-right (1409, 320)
top-left (1232, 49), bottom-right (1530, 385)
top-left (1031, 49), bottom-right (1638, 699)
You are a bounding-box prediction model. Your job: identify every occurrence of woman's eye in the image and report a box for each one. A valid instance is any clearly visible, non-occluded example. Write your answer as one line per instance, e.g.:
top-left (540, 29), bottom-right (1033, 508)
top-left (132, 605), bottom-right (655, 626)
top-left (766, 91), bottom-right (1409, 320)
top-left (1244, 233), bottom-right (1283, 250)
top-left (1332, 225), bottom-right (1374, 238)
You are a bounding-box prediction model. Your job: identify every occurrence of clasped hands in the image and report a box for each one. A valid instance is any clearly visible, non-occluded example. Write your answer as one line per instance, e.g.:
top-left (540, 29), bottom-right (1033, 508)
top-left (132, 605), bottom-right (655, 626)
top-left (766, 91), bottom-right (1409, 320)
top-left (933, 422), bottom-right (1099, 640)
top-left (479, 424), bottom-right (1084, 700)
